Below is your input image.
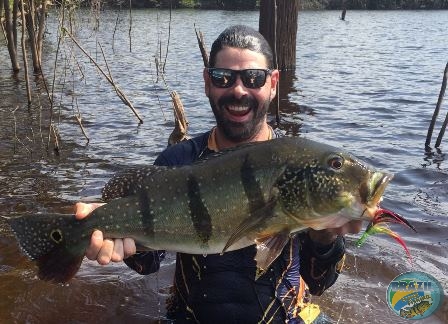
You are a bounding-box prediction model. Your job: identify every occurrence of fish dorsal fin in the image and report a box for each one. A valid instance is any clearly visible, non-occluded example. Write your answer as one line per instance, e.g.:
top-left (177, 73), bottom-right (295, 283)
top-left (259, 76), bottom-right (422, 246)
top-left (254, 230), bottom-right (290, 279)
top-left (221, 198), bottom-right (277, 253)
top-left (102, 166), bottom-right (168, 201)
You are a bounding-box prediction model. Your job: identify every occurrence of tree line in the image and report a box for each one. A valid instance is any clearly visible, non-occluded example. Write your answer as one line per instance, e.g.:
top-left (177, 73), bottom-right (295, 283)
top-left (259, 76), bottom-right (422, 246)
top-left (324, 0), bottom-right (448, 9)
top-left (111, 0), bottom-right (447, 9)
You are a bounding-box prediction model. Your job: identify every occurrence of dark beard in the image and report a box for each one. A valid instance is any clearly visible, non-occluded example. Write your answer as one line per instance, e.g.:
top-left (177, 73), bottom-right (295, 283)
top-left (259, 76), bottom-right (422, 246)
top-left (209, 95), bottom-right (270, 142)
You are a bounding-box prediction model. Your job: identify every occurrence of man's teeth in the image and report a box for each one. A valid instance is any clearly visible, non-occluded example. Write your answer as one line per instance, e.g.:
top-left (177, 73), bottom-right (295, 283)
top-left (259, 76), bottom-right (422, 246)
top-left (228, 105), bottom-right (249, 112)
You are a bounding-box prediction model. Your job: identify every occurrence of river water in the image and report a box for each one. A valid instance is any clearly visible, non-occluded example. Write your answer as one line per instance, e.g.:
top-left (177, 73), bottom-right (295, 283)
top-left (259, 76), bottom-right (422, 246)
top-left (0, 9), bottom-right (447, 324)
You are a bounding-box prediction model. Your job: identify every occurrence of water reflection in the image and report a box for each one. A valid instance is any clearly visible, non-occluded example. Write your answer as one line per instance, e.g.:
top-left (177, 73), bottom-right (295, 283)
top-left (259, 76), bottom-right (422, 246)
top-left (423, 146), bottom-right (445, 168)
top-left (270, 69), bottom-right (317, 136)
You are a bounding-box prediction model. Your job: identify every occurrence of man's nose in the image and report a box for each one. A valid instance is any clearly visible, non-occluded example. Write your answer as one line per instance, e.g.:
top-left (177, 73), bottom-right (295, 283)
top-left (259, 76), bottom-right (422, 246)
top-left (231, 76), bottom-right (249, 99)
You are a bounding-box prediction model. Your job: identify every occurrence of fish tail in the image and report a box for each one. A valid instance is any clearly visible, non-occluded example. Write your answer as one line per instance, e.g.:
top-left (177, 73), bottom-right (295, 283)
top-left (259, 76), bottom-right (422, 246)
top-left (6, 214), bottom-right (89, 283)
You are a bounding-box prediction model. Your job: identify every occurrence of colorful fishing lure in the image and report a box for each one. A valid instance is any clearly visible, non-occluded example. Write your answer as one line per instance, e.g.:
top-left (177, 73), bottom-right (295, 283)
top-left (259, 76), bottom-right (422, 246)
top-left (356, 208), bottom-right (416, 261)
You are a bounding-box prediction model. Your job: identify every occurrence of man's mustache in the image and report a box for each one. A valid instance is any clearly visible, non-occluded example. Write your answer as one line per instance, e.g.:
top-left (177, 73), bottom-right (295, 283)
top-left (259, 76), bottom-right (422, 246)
top-left (218, 96), bottom-right (258, 109)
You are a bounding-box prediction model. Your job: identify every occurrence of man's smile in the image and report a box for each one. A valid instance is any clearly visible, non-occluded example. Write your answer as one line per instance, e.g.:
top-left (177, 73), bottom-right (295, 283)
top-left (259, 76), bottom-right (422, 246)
top-left (224, 104), bottom-right (252, 122)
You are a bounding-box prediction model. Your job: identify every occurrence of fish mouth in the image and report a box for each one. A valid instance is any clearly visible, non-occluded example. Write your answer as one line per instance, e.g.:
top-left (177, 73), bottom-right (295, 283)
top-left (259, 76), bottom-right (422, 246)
top-left (361, 172), bottom-right (394, 218)
top-left (356, 172), bottom-right (416, 261)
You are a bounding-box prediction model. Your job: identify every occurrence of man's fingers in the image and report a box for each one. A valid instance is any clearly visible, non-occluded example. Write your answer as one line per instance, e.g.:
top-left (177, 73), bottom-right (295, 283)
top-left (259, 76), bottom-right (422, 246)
top-left (74, 202), bottom-right (106, 220)
top-left (85, 231), bottom-right (134, 264)
top-left (74, 202), bottom-right (90, 220)
top-left (331, 220), bottom-right (364, 236)
top-left (123, 238), bottom-right (137, 259)
top-left (111, 239), bottom-right (124, 262)
top-left (97, 239), bottom-right (114, 265)
top-left (76, 202), bottom-right (136, 264)
top-left (85, 230), bottom-right (104, 261)
top-left (348, 220), bottom-right (363, 234)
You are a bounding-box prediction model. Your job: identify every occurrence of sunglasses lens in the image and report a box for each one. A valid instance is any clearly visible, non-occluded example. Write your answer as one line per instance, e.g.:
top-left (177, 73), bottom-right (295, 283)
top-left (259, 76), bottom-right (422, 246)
top-left (208, 69), bottom-right (270, 89)
top-left (209, 69), bottom-right (235, 88)
top-left (241, 69), bottom-right (268, 89)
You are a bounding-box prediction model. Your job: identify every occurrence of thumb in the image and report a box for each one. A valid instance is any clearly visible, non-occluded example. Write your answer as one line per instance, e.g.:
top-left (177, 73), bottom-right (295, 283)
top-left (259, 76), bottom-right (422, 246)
top-left (74, 202), bottom-right (105, 220)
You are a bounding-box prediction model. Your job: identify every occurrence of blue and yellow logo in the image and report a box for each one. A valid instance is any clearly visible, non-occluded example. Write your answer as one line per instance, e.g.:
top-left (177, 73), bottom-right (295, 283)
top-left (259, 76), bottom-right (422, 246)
top-left (386, 271), bottom-right (444, 320)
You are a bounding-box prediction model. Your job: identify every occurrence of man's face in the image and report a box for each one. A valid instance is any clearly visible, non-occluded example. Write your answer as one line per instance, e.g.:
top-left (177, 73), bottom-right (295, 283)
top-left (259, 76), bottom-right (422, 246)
top-left (204, 47), bottom-right (279, 142)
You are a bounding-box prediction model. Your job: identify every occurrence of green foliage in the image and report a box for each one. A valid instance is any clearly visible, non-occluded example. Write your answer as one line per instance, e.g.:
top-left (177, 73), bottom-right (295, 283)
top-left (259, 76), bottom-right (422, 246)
top-left (91, 0), bottom-right (448, 9)
top-left (197, 0), bottom-right (219, 8)
top-left (5, 0), bottom-right (14, 10)
top-left (325, 0), bottom-right (448, 9)
top-left (179, 0), bottom-right (257, 9)
top-left (179, 0), bottom-right (200, 8)
top-left (218, 0), bottom-right (257, 9)
top-left (126, 0), bottom-right (258, 9)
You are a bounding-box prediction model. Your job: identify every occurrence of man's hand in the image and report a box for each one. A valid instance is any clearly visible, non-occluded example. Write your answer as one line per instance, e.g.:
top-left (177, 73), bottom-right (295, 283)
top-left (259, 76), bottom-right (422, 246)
top-left (74, 202), bottom-right (137, 265)
top-left (308, 220), bottom-right (363, 246)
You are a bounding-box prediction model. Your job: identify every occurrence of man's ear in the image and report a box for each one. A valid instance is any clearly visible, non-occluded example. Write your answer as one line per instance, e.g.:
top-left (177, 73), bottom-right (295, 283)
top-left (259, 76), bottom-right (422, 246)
top-left (269, 69), bottom-right (280, 100)
top-left (204, 68), bottom-right (210, 97)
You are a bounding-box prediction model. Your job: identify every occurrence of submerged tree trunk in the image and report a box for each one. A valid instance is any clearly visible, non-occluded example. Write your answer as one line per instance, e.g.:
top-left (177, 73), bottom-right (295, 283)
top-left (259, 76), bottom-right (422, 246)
top-left (26, 0), bottom-right (41, 72)
top-left (20, 0), bottom-right (32, 103)
top-left (12, 0), bottom-right (19, 49)
top-left (3, 0), bottom-right (20, 72)
top-left (0, 1), bottom-right (3, 40)
top-left (259, 0), bottom-right (300, 125)
top-left (2, 0), bottom-right (47, 73)
top-left (341, 8), bottom-right (347, 20)
top-left (36, 0), bottom-right (47, 68)
top-left (259, 0), bottom-right (299, 71)
top-left (426, 62), bottom-right (448, 148)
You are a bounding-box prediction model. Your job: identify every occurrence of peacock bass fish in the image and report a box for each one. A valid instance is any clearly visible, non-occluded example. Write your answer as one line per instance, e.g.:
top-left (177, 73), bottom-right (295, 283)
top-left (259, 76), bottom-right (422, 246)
top-left (6, 137), bottom-right (415, 283)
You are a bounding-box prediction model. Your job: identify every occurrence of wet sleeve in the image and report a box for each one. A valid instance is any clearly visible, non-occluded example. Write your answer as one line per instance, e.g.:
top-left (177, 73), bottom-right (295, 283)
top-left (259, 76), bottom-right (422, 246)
top-left (124, 251), bottom-right (166, 275)
top-left (298, 232), bottom-right (346, 296)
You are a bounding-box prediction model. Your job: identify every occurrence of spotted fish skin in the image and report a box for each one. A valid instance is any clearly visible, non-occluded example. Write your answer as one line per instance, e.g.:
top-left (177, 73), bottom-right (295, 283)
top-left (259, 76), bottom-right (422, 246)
top-left (7, 137), bottom-right (394, 283)
top-left (399, 300), bottom-right (432, 318)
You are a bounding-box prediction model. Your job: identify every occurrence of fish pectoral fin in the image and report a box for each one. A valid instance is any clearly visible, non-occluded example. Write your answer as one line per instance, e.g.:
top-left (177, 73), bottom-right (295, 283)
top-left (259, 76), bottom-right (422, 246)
top-left (221, 199), bottom-right (277, 253)
top-left (254, 230), bottom-right (290, 278)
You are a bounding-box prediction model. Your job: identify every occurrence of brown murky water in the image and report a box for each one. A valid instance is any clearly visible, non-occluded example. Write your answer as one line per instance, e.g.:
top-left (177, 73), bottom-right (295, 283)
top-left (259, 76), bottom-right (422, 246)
top-left (1, 9), bottom-right (447, 324)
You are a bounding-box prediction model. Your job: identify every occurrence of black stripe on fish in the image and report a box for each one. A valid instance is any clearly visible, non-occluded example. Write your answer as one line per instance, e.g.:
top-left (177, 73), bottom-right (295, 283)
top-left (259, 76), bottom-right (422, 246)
top-left (137, 189), bottom-right (155, 238)
top-left (220, 155), bottom-right (274, 254)
top-left (240, 154), bottom-right (266, 212)
top-left (187, 174), bottom-right (212, 246)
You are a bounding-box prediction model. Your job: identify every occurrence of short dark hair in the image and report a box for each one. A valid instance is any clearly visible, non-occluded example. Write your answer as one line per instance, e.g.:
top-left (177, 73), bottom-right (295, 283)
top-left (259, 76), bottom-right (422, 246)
top-left (209, 25), bottom-right (274, 69)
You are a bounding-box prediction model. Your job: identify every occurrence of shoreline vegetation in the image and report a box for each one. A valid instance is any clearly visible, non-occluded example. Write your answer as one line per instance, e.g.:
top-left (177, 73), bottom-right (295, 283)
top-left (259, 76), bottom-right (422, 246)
top-left (109, 0), bottom-right (448, 10)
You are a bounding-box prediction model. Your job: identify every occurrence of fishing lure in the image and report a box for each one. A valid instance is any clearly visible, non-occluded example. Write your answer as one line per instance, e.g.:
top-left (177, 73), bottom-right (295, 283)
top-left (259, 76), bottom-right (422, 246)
top-left (356, 208), bottom-right (416, 261)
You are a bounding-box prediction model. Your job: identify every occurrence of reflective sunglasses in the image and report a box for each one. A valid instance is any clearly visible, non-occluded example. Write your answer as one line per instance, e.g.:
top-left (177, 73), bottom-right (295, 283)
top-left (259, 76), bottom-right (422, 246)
top-left (207, 68), bottom-right (273, 89)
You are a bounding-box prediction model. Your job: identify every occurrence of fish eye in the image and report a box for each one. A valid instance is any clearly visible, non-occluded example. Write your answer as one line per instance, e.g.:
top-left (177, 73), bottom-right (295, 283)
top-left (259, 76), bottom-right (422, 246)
top-left (328, 156), bottom-right (344, 170)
